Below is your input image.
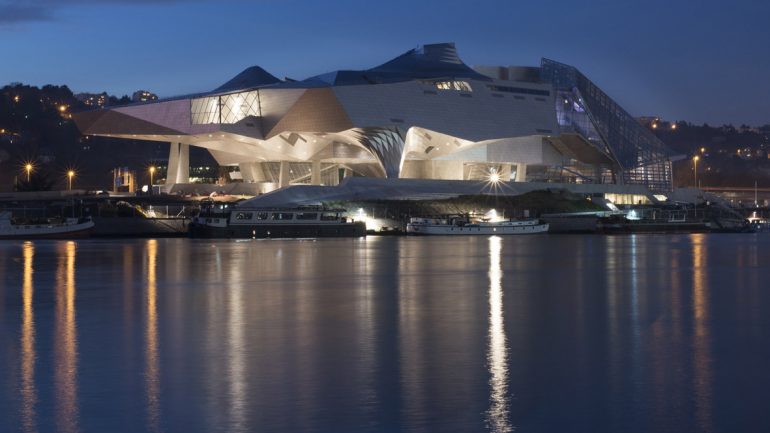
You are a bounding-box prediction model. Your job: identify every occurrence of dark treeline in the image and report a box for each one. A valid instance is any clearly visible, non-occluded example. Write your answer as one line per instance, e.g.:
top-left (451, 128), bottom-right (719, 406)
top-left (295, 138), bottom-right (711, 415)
top-left (0, 83), bottom-right (214, 192)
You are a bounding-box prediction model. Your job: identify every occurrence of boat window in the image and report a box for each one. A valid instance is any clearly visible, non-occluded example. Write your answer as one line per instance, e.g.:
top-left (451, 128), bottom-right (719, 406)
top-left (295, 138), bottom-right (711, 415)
top-left (256, 212), bottom-right (269, 220)
top-left (295, 212), bottom-right (318, 220)
top-left (271, 213), bottom-right (294, 220)
top-left (320, 212), bottom-right (339, 221)
top-left (235, 212), bottom-right (253, 220)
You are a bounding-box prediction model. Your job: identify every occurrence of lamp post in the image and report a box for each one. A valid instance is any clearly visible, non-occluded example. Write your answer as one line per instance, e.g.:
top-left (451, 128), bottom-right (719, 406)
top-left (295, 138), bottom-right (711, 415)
top-left (67, 170), bottom-right (74, 191)
top-left (25, 163), bottom-right (32, 182)
top-left (693, 156), bottom-right (699, 188)
top-left (149, 166), bottom-right (156, 190)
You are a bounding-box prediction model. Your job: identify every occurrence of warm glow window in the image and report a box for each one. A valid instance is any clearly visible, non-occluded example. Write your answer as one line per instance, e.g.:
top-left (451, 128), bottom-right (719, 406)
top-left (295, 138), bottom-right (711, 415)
top-left (432, 80), bottom-right (473, 92)
top-left (191, 91), bottom-right (260, 125)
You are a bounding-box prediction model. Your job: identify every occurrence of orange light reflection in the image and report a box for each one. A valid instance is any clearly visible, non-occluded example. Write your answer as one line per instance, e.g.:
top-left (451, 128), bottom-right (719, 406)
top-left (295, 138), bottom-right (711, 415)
top-left (20, 242), bottom-right (37, 433)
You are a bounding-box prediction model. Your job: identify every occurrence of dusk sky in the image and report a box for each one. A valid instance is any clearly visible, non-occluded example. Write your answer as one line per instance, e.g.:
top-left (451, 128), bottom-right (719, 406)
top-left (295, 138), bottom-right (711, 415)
top-left (2, 0), bottom-right (769, 126)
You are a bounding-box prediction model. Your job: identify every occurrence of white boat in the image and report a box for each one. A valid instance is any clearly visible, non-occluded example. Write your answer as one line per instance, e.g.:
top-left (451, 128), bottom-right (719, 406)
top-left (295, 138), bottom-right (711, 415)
top-left (0, 211), bottom-right (95, 240)
top-left (406, 216), bottom-right (549, 235)
top-left (189, 203), bottom-right (366, 238)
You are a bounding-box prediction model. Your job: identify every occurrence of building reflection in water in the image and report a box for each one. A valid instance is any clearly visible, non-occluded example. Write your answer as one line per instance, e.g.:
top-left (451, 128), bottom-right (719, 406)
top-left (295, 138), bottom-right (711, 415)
top-left (691, 234), bottom-right (713, 431)
top-left (20, 242), bottom-right (37, 433)
top-left (54, 241), bottom-right (79, 433)
top-left (145, 239), bottom-right (162, 432)
top-left (485, 236), bottom-right (512, 433)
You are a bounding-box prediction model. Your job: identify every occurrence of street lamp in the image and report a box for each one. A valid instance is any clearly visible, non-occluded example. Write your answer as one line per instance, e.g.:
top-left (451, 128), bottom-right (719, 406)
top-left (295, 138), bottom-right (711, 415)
top-left (149, 166), bottom-right (156, 186)
top-left (693, 155), bottom-right (699, 188)
top-left (67, 170), bottom-right (75, 191)
top-left (25, 163), bottom-right (33, 182)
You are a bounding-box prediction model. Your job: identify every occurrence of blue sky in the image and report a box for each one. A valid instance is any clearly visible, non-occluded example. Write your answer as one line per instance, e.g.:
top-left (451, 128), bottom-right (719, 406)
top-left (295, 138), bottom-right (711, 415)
top-left (2, 0), bottom-right (769, 125)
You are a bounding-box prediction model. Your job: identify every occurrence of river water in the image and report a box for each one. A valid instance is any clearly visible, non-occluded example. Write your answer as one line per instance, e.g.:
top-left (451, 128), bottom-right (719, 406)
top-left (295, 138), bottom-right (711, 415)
top-left (1, 234), bottom-right (769, 433)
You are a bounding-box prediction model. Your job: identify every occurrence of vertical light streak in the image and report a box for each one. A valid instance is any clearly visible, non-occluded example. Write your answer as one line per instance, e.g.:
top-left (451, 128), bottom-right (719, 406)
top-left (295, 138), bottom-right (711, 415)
top-left (691, 234), bottom-right (713, 431)
top-left (227, 256), bottom-right (246, 431)
top-left (145, 239), bottom-right (161, 432)
top-left (54, 241), bottom-right (79, 433)
top-left (485, 236), bottom-right (512, 433)
top-left (20, 242), bottom-right (37, 433)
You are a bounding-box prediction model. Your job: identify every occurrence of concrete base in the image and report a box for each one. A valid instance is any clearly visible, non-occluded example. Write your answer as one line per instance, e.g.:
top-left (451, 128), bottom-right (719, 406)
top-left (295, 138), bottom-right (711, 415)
top-left (164, 182), bottom-right (276, 196)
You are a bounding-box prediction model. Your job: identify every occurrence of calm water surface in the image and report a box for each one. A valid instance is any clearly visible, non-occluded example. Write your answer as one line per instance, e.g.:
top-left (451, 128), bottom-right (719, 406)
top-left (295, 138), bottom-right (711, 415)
top-left (1, 234), bottom-right (770, 433)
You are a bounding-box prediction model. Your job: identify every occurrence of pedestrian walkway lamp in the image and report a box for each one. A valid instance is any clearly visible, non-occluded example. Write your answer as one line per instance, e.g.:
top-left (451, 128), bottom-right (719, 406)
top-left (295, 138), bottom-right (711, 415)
top-left (67, 170), bottom-right (75, 190)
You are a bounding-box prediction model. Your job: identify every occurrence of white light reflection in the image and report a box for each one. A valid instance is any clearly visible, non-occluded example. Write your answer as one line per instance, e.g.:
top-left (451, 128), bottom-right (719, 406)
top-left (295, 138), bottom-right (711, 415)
top-left (145, 240), bottom-right (161, 432)
top-left (485, 236), bottom-right (512, 433)
top-left (20, 242), bottom-right (37, 433)
top-left (54, 241), bottom-right (79, 433)
top-left (227, 255), bottom-right (247, 431)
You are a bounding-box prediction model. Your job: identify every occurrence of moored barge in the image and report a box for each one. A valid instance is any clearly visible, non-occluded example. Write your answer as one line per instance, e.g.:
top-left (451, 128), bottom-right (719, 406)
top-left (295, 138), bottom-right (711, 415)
top-left (189, 203), bottom-right (366, 238)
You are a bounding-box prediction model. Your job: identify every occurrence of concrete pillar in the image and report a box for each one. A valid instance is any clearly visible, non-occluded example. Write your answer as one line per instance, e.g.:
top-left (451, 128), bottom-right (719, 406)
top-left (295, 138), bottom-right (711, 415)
top-left (278, 161), bottom-right (291, 189)
top-left (311, 160), bottom-right (322, 185)
top-left (239, 162), bottom-right (266, 183)
top-left (330, 164), bottom-right (340, 185)
top-left (166, 143), bottom-right (179, 186)
top-left (515, 163), bottom-right (527, 182)
top-left (177, 143), bottom-right (189, 183)
top-left (166, 142), bottom-right (190, 185)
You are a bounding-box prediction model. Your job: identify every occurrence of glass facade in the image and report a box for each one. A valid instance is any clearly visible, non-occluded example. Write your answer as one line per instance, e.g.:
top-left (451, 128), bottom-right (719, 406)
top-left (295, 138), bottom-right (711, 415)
top-left (191, 96), bottom-right (220, 124)
top-left (191, 91), bottom-right (260, 125)
top-left (486, 84), bottom-right (550, 96)
top-left (541, 59), bottom-right (674, 191)
top-left (430, 80), bottom-right (473, 91)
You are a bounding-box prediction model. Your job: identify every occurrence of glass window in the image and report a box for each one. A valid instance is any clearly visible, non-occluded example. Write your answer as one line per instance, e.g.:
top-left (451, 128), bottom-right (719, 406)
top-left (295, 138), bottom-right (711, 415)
top-left (191, 96), bottom-right (220, 124)
top-left (256, 212), bottom-right (269, 220)
top-left (431, 80), bottom-right (473, 92)
top-left (486, 84), bottom-right (550, 96)
top-left (191, 91), bottom-right (260, 125)
top-left (235, 212), bottom-right (253, 220)
top-left (295, 212), bottom-right (318, 220)
top-left (320, 212), bottom-right (339, 221)
top-left (220, 91), bottom-right (260, 124)
top-left (270, 213), bottom-right (294, 220)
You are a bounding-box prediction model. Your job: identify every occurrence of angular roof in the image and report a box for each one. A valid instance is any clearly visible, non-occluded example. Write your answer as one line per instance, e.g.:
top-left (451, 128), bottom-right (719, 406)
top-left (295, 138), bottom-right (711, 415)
top-left (366, 43), bottom-right (491, 82)
top-left (209, 42), bottom-right (490, 93)
top-left (214, 66), bottom-right (282, 92)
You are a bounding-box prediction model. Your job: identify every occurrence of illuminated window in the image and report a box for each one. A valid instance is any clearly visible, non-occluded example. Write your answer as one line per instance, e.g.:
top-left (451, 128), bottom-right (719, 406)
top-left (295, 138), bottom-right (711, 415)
top-left (191, 91), bottom-right (260, 125)
top-left (220, 91), bottom-right (260, 124)
top-left (432, 80), bottom-right (473, 92)
top-left (191, 96), bottom-right (220, 124)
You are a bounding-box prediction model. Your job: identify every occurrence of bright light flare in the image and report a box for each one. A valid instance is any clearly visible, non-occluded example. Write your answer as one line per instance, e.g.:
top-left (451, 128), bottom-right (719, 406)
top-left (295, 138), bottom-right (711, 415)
top-left (485, 208), bottom-right (505, 223)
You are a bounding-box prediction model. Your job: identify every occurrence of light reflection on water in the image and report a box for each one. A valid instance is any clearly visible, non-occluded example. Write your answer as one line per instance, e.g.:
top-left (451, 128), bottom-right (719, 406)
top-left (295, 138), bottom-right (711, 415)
top-left (3, 235), bottom-right (770, 433)
top-left (54, 241), bottom-right (79, 433)
top-left (145, 239), bottom-right (161, 432)
top-left (691, 234), bottom-right (713, 433)
top-left (20, 242), bottom-right (36, 433)
top-left (485, 236), bottom-right (512, 433)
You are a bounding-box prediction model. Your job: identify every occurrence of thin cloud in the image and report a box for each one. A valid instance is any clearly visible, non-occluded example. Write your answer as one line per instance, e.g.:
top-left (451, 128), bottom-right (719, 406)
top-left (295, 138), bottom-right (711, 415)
top-left (0, 4), bottom-right (51, 25)
top-left (0, 0), bottom-right (211, 27)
